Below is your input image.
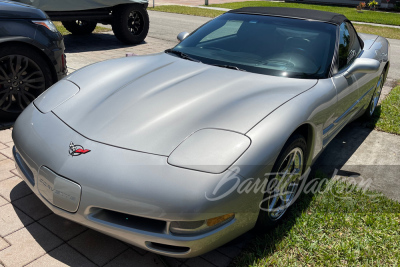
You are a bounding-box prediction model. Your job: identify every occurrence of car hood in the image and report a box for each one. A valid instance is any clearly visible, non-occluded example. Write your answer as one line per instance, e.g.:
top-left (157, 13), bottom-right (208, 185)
top-left (0, 0), bottom-right (48, 19)
top-left (54, 53), bottom-right (317, 156)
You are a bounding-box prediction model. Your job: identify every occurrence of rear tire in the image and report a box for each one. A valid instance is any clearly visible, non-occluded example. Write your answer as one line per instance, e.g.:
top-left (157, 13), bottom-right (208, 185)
top-left (255, 134), bottom-right (307, 230)
top-left (112, 4), bottom-right (149, 44)
top-left (0, 45), bottom-right (53, 121)
top-left (62, 20), bottom-right (97, 35)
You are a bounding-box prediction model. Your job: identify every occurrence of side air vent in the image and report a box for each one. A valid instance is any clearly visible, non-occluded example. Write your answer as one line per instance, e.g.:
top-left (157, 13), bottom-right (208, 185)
top-left (13, 147), bottom-right (35, 186)
top-left (91, 209), bottom-right (166, 233)
top-left (146, 241), bottom-right (190, 254)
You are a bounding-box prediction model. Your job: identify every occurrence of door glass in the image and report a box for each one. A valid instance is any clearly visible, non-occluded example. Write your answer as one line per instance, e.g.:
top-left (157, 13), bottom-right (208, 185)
top-left (338, 22), bottom-right (361, 70)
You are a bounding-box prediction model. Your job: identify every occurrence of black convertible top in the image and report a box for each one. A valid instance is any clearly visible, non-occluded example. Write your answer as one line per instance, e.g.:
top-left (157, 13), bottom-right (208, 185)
top-left (228, 7), bottom-right (347, 25)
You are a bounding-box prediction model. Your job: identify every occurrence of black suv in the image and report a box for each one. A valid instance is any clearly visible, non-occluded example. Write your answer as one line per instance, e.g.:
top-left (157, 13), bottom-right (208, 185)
top-left (0, 0), bottom-right (67, 120)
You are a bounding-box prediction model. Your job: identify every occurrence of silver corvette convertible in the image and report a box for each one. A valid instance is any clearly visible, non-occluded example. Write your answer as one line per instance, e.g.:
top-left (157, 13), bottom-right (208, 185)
top-left (13, 7), bottom-right (389, 257)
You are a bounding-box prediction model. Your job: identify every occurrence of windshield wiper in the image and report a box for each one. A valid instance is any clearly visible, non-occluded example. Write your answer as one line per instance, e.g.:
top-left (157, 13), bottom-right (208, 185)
top-left (165, 49), bottom-right (201, 63)
top-left (295, 66), bottom-right (321, 78)
top-left (211, 64), bottom-right (246, 72)
top-left (165, 50), bottom-right (245, 71)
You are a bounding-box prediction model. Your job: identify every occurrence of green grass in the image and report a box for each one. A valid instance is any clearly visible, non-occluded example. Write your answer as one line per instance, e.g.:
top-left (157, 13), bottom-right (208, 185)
top-left (149, 5), bottom-right (224, 18)
top-left (233, 172), bottom-right (400, 266)
top-left (369, 85), bottom-right (400, 135)
top-left (53, 21), bottom-right (110, 35)
top-left (149, 5), bottom-right (400, 40)
top-left (354, 24), bottom-right (400, 39)
top-left (209, 1), bottom-right (400, 26)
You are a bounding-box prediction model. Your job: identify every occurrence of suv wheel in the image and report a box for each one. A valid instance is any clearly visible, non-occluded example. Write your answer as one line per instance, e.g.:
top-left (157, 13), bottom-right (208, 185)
top-left (0, 45), bottom-right (53, 121)
top-left (112, 4), bottom-right (149, 44)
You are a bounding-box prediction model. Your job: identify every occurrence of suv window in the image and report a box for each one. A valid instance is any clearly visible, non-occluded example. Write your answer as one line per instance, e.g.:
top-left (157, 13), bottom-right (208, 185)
top-left (338, 22), bottom-right (361, 70)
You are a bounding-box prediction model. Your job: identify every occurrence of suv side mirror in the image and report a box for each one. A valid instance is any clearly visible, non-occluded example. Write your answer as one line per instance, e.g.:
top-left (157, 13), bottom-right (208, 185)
top-left (177, 32), bottom-right (189, 42)
top-left (343, 58), bottom-right (380, 78)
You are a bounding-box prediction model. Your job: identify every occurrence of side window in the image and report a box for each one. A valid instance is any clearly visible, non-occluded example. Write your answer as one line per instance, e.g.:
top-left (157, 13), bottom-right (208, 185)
top-left (338, 22), bottom-right (361, 70)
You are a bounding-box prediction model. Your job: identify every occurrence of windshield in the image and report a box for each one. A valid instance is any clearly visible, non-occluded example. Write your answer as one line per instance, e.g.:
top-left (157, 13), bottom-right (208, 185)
top-left (170, 13), bottom-right (337, 79)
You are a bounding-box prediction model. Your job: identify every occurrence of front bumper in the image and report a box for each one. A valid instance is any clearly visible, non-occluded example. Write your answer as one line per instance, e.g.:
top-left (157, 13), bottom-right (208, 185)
top-left (12, 104), bottom-right (260, 257)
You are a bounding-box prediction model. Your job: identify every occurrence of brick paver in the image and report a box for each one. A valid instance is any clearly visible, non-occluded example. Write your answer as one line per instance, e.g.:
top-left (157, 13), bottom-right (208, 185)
top-left (68, 230), bottom-right (128, 266)
top-left (0, 197), bottom-right (7, 207)
top-left (13, 194), bottom-right (52, 221)
top-left (103, 249), bottom-right (162, 267)
top-left (184, 257), bottom-right (216, 267)
top-left (26, 244), bottom-right (96, 267)
top-left (0, 143), bottom-right (13, 159)
top-left (0, 130), bottom-right (12, 143)
top-left (0, 223), bottom-right (63, 266)
top-left (0, 204), bottom-right (33, 237)
top-left (65, 34), bottom-right (175, 71)
top-left (38, 214), bottom-right (87, 241)
top-left (198, 251), bottom-right (231, 267)
top-left (0, 176), bottom-right (32, 202)
top-left (0, 160), bottom-right (16, 182)
top-left (0, 238), bottom-right (10, 251)
top-left (0, 29), bottom-right (248, 267)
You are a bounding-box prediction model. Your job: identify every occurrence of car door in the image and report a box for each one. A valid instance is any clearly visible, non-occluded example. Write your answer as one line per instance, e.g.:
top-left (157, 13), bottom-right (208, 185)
top-left (325, 21), bottom-right (362, 143)
top-left (348, 22), bottom-right (381, 110)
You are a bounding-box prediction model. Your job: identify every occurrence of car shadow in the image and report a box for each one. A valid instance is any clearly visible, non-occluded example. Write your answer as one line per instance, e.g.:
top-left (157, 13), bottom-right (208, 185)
top-left (366, 105), bottom-right (382, 130)
top-left (313, 118), bottom-right (376, 178)
top-left (64, 32), bottom-right (147, 53)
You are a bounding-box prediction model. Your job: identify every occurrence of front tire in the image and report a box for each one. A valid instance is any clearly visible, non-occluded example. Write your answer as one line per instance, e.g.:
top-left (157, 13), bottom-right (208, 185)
top-left (62, 20), bottom-right (97, 35)
top-left (112, 4), bottom-right (149, 44)
top-left (0, 45), bottom-right (53, 121)
top-left (363, 72), bottom-right (384, 118)
top-left (256, 134), bottom-right (307, 229)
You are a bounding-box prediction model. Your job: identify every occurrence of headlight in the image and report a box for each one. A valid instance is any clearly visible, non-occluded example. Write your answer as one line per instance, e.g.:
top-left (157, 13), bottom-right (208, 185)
top-left (170, 213), bottom-right (235, 235)
top-left (34, 80), bottom-right (80, 113)
top-left (168, 129), bottom-right (251, 174)
top-left (32, 20), bottom-right (58, 32)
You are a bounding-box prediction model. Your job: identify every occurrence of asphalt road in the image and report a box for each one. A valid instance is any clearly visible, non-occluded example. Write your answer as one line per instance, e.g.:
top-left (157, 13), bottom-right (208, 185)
top-left (146, 11), bottom-right (399, 81)
top-left (147, 10), bottom-right (210, 42)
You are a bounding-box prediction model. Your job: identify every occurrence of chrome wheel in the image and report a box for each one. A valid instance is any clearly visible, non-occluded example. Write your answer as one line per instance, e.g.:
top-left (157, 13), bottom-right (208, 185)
top-left (268, 147), bottom-right (304, 221)
top-left (369, 74), bottom-right (384, 116)
top-left (0, 55), bottom-right (45, 113)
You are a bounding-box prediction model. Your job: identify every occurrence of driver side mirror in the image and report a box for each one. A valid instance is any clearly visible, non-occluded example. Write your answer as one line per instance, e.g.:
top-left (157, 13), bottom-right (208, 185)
top-left (177, 32), bottom-right (189, 42)
top-left (343, 58), bottom-right (380, 79)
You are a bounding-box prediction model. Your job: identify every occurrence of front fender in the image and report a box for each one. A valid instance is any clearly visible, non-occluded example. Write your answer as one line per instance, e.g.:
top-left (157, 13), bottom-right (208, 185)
top-left (231, 79), bottom-right (337, 182)
top-left (0, 35), bottom-right (35, 45)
